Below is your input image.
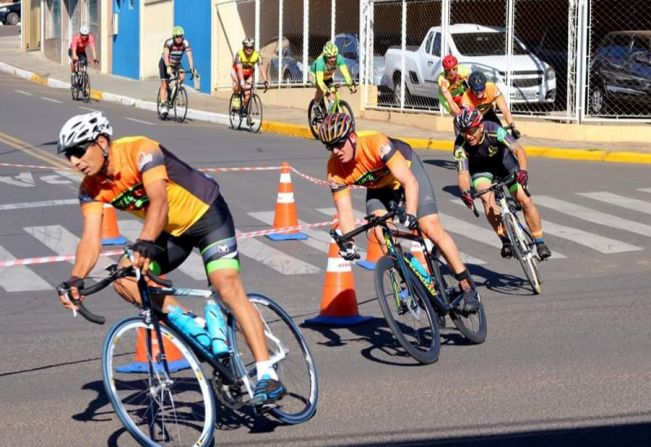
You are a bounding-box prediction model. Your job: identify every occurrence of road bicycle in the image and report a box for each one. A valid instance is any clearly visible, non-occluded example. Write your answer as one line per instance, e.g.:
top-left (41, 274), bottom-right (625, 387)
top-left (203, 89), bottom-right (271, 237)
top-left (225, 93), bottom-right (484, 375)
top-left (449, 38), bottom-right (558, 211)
top-left (62, 251), bottom-right (318, 446)
top-left (472, 175), bottom-right (542, 294)
top-left (332, 206), bottom-right (487, 364)
top-left (307, 82), bottom-right (356, 139)
top-left (157, 70), bottom-right (193, 123)
top-left (229, 82), bottom-right (267, 133)
top-left (71, 59), bottom-right (92, 103)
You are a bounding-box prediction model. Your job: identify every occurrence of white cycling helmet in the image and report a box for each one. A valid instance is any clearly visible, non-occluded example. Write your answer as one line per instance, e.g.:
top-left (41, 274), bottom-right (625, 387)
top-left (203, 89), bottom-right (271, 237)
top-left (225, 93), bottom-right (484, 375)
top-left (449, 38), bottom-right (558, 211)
top-left (57, 112), bottom-right (113, 154)
top-left (80, 25), bottom-right (89, 36)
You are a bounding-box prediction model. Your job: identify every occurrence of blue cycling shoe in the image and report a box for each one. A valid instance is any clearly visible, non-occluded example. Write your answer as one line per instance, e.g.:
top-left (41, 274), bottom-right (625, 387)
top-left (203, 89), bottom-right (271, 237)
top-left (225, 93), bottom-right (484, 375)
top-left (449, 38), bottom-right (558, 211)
top-left (250, 375), bottom-right (287, 406)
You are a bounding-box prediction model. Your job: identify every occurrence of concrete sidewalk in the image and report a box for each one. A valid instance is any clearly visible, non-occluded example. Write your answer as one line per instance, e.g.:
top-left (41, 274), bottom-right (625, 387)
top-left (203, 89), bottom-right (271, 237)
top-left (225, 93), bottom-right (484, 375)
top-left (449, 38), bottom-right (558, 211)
top-left (2, 31), bottom-right (651, 164)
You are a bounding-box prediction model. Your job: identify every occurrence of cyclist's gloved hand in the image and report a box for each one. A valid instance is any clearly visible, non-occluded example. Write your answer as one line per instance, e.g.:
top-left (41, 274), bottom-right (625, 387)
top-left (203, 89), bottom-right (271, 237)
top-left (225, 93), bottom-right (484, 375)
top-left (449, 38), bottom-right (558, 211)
top-left (166, 65), bottom-right (173, 77)
top-left (338, 241), bottom-right (359, 261)
top-left (263, 80), bottom-right (269, 90)
top-left (57, 275), bottom-right (84, 292)
top-left (509, 124), bottom-right (521, 139)
top-left (461, 190), bottom-right (474, 209)
top-left (400, 213), bottom-right (419, 230)
top-left (57, 275), bottom-right (84, 310)
top-left (516, 170), bottom-right (529, 187)
top-left (131, 239), bottom-right (159, 260)
top-left (191, 68), bottom-right (199, 78)
top-left (349, 83), bottom-right (358, 94)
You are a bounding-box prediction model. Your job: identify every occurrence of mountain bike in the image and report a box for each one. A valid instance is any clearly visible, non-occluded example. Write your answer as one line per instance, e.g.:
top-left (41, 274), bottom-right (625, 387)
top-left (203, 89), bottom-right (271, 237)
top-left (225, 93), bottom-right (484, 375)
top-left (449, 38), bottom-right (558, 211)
top-left (61, 251), bottom-right (318, 446)
top-left (157, 70), bottom-right (192, 123)
top-left (332, 206), bottom-right (487, 364)
top-left (71, 60), bottom-right (92, 103)
top-left (472, 175), bottom-right (542, 294)
top-left (229, 82), bottom-right (267, 133)
top-left (308, 82), bottom-right (356, 139)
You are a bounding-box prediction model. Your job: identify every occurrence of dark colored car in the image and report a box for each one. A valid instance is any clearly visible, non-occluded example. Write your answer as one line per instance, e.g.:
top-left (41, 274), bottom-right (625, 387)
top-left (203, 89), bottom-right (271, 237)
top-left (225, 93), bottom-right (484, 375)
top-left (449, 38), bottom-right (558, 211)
top-left (0, 1), bottom-right (20, 26)
top-left (589, 30), bottom-right (651, 115)
top-left (262, 34), bottom-right (330, 84)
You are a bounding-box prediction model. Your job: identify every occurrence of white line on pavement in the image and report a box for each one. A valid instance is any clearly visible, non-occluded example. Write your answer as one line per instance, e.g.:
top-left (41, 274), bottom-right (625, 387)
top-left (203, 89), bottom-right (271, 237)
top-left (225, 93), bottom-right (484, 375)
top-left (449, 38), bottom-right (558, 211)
top-left (14, 89), bottom-right (33, 96)
top-left (0, 246), bottom-right (52, 292)
top-left (248, 211), bottom-right (330, 253)
top-left (41, 96), bottom-right (62, 104)
top-left (578, 192), bottom-right (651, 216)
top-left (638, 188), bottom-right (651, 193)
top-left (78, 106), bottom-right (98, 112)
top-left (0, 198), bottom-right (78, 211)
top-left (124, 117), bottom-right (156, 125)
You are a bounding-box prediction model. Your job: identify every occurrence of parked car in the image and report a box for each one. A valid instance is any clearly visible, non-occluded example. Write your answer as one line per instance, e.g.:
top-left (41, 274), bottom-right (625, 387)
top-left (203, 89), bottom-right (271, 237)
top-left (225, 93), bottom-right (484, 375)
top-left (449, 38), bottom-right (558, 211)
top-left (533, 26), bottom-right (569, 108)
top-left (589, 30), bottom-right (651, 115)
top-left (333, 32), bottom-right (387, 87)
top-left (383, 23), bottom-right (556, 106)
top-left (0, 1), bottom-right (20, 26)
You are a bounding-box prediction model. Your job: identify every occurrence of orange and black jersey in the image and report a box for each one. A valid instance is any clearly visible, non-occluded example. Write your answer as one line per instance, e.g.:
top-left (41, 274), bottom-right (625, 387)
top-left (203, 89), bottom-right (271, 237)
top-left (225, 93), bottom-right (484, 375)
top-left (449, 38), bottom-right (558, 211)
top-left (79, 136), bottom-right (220, 236)
top-left (327, 131), bottom-right (413, 200)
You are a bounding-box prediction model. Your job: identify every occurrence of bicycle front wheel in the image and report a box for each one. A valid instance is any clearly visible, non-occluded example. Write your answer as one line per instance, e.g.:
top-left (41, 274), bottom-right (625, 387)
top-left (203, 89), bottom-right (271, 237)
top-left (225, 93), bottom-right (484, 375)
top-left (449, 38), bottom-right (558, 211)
top-left (229, 93), bottom-right (243, 129)
top-left (335, 100), bottom-right (356, 130)
top-left (504, 213), bottom-right (542, 294)
top-left (71, 74), bottom-right (80, 101)
top-left (82, 72), bottom-right (91, 103)
top-left (307, 99), bottom-right (323, 139)
top-left (375, 255), bottom-right (440, 364)
top-left (173, 87), bottom-right (188, 123)
top-left (245, 93), bottom-right (263, 133)
top-left (230, 293), bottom-right (318, 424)
top-left (102, 316), bottom-right (216, 447)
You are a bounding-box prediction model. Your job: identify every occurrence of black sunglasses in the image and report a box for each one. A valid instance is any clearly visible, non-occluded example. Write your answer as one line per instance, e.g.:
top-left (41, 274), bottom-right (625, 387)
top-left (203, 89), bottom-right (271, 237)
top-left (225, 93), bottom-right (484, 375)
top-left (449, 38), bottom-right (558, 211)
top-left (326, 139), bottom-right (348, 152)
top-left (64, 141), bottom-right (94, 160)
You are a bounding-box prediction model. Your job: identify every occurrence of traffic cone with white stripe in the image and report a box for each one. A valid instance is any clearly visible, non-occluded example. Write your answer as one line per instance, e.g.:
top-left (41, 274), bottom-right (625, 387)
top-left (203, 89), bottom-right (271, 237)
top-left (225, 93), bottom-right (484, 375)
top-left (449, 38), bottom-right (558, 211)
top-left (266, 162), bottom-right (308, 241)
top-left (116, 327), bottom-right (190, 373)
top-left (305, 219), bottom-right (372, 326)
top-left (357, 228), bottom-right (384, 270)
top-left (101, 204), bottom-right (127, 246)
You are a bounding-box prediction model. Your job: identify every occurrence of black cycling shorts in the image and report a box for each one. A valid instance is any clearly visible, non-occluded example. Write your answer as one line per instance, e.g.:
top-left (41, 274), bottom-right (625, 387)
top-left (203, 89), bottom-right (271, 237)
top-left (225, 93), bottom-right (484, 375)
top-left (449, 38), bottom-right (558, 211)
top-left (158, 58), bottom-right (184, 80)
top-left (148, 194), bottom-right (240, 277)
top-left (366, 151), bottom-right (438, 218)
top-left (68, 48), bottom-right (88, 65)
top-left (470, 149), bottom-right (519, 189)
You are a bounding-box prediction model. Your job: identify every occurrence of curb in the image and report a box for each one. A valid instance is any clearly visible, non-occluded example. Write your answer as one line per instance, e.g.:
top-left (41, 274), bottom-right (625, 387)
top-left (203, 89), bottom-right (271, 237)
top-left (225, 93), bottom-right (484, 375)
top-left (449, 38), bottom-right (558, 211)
top-left (2, 61), bottom-right (650, 165)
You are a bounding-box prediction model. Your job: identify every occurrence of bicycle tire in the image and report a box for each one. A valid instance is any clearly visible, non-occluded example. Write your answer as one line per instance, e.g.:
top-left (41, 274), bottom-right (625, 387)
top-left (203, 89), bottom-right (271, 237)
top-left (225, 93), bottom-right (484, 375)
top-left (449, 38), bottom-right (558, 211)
top-left (70, 74), bottom-right (80, 101)
top-left (229, 293), bottom-right (318, 424)
top-left (307, 99), bottom-right (323, 139)
top-left (229, 93), bottom-right (243, 129)
top-left (430, 250), bottom-right (487, 344)
top-left (374, 255), bottom-right (440, 364)
top-left (156, 89), bottom-right (168, 120)
top-left (173, 86), bottom-right (188, 123)
top-left (335, 100), bottom-right (356, 131)
top-left (82, 72), bottom-right (91, 103)
top-left (245, 93), bottom-right (263, 133)
top-left (102, 316), bottom-right (216, 447)
top-left (504, 213), bottom-right (542, 294)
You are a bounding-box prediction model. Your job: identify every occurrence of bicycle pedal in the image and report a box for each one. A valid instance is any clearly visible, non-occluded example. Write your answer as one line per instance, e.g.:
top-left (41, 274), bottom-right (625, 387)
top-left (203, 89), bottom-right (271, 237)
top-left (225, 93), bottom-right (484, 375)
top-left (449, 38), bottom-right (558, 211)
top-left (252, 403), bottom-right (275, 415)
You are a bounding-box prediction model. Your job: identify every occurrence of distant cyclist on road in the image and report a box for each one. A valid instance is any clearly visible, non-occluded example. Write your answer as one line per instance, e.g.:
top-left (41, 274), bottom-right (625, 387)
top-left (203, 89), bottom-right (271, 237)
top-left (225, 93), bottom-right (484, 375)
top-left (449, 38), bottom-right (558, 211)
top-left (231, 37), bottom-right (269, 111)
top-left (459, 71), bottom-right (520, 139)
top-left (453, 107), bottom-right (551, 260)
top-left (55, 111), bottom-right (286, 406)
top-left (158, 26), bottom-right (197, 116)
top-left (309, 42), bottom-right (357, 117)
top-left (319, 112), bottom-right (481, 314)
top-left (437, 55), bottom-right (470, 115)
top-left (69, 26), bottom-right (98, 78)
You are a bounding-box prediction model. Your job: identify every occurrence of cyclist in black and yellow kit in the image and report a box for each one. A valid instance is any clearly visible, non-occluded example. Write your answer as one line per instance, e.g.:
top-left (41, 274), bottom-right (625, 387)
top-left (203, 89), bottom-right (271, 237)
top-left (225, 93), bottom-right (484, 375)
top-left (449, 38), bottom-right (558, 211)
top-left (231, 37), bottom-right (269, 111)
top-left (55, 112), bottom-right (286, 405)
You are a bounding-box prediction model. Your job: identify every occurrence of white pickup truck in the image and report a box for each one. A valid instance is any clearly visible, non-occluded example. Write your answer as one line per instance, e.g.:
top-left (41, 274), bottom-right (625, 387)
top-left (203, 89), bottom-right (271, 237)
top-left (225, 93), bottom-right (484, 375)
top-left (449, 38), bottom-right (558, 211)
top-left (383, 23), bottom-right (556, 106)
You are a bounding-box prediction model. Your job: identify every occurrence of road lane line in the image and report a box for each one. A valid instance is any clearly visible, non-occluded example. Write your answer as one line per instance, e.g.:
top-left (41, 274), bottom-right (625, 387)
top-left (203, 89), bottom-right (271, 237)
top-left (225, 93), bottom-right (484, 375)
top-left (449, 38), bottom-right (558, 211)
top-left (0, 246), bottom-right (51, 292)
top-left (536, 195), bottom-right (651, 238)
top-left (0, 131), bottom-right (69, 169)
top-left (41, 96), bottom-right (62, 104)
top-left (14, 89), bottom-right (33, 96)
top-left (578, 192), bottom-right (651, 216)
top-left (124, 117), bottom-right (156, 125)
top-left (0, 198), bottom-right (78, 211)
top-left (78, 106), bottom-right (98, 112)
top-left (638, 188), bottom-right (651, 193)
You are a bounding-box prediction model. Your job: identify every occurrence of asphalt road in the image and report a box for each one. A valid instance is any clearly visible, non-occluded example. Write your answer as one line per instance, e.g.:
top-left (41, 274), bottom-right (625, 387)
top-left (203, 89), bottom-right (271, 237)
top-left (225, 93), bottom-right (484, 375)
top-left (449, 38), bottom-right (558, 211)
top-left (0, 71), bottom-right (650, 447)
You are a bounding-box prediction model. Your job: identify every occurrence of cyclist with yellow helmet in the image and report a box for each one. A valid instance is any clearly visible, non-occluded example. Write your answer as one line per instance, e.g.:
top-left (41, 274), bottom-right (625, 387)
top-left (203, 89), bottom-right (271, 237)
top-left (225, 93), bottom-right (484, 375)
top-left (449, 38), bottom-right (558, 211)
top-left (158, 26), bottom-right (197, 115)
top-left (309, 41), bottom-right (356, 117)
top-left (230, 37), bottom-right (269, 111)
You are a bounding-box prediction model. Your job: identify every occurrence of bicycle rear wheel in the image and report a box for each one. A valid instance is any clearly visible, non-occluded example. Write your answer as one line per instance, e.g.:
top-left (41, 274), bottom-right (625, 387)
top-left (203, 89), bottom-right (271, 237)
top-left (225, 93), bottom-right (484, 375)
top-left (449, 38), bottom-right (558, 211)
top-left (307, 99), bottom-right (324, 139)
top-left (245, 93), bottom-right (263, 133)
top-left (430, 250), bottom-right (487, 344)
top-left (335, 100), bottom-right (356, 131)
top-left (174, 87), bottom-right (188, 123)
top-left (375, 255), bottom-right (440, 364)
top-left (230, 293), bottom-right (318, 424)
top-left (504, 213), bottom-right (542, 294)
top-left (229, 93), bottom-right (243, 129)
top-left (102, 316), bottom-right (216, 447)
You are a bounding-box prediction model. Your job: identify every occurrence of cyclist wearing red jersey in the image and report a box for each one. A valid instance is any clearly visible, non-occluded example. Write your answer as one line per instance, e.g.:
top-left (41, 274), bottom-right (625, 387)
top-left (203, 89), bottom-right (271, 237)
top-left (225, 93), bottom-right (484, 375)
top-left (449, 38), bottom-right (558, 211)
top-left (319, 113), bottom-right (481, 314)
top-left (69, 26), bottom-right (98, 76)
top-left (55, 112), bottom-right (286, 406)
top-left (437, 55), bottom-right (470, 115)
top-left (158, 26), bottom-right (197, 115)
top-left (230, 37), bottom-right (269, 111)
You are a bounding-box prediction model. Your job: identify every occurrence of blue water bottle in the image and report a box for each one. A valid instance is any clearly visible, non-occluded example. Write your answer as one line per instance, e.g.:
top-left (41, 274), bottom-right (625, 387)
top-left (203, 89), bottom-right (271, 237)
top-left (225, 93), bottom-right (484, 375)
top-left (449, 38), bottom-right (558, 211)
top-left (167, 306), bottom-right (212, 352)
top-left (204, 300), bottom-right (229, 356)
top-left (406, 253), bottom-right (432, 286)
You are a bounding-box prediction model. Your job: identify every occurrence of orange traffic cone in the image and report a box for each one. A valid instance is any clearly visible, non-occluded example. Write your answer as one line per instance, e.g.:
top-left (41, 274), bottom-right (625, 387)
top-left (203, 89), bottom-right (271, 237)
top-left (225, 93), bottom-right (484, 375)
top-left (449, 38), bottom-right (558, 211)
top-left (357, 228), bottom-right (384, 270)
top-left (305, 219), bottom-right (372, 326)
top-left (116, 327), bottom-right (190, 373)
top-left (101, 204), bottom-right (127, 246)
top-left (266, 162), bottom-right (307, 241)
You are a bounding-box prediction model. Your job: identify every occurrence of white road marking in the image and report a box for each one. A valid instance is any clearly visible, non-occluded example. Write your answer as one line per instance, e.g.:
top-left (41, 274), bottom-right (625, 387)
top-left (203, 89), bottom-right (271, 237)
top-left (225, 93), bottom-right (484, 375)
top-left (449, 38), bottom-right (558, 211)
top-left (41, 96), bottom-right (62, 104)
top-left (0, 198), bottom-right (78, 211)
top-left (0, 246), bottom-right (51, 292)
top-left (248, 211), bottom-right (330, 252)
top-left (78, 106), bottom-right (98, 112)
top-left (578, 191), bottom-right (651, 216)
top-left (637, 188), bottom-right (651, 193)
top-left (536, 195), bottom-right (651, 238)
top-left (124, 117), bottom-right (156, 125)
top-left (14, 89), bottom-right (33, 96)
